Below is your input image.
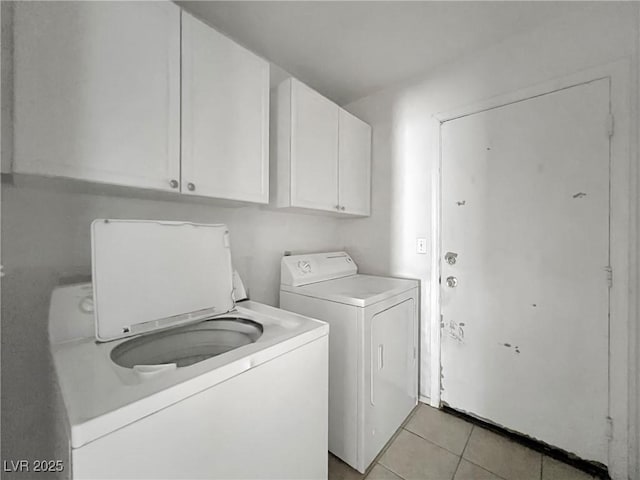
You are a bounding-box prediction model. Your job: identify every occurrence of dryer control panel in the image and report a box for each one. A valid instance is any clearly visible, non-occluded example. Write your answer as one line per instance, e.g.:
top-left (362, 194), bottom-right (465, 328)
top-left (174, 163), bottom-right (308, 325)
top-left (281, 252), bottom-right (357, 286)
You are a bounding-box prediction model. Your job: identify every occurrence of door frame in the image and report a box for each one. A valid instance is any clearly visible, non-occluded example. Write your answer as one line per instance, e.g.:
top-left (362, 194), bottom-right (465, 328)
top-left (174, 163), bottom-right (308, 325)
top-left (428, 59), bottom-right (635, 479)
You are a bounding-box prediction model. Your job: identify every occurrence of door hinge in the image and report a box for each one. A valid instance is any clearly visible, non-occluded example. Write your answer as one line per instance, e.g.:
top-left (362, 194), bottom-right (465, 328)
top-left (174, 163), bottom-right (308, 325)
top-left (605, 266), bottom-right (613, 288)
top-left (440, 314), bottom-right (444, 329)
top-left (607, 113), bottom-right (614, 137)
top-left (606, 416), bottom-right (614, 440)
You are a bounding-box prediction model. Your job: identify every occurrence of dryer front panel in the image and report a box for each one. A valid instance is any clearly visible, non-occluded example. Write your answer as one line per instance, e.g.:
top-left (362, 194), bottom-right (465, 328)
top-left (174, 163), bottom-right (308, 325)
top-left (364, 293), bottom-right (418, 467)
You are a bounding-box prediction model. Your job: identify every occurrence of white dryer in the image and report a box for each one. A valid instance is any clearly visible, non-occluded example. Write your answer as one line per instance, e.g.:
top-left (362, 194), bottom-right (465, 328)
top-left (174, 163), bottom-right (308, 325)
top-left (49, 220), bottom-right (329, 479)
top-left (280, 252), bottom-right (418, 473)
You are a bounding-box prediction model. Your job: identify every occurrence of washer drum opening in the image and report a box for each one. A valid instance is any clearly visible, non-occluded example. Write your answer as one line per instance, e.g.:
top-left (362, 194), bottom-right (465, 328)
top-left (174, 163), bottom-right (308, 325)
top-left (111, 318), bottom-right (264, 368)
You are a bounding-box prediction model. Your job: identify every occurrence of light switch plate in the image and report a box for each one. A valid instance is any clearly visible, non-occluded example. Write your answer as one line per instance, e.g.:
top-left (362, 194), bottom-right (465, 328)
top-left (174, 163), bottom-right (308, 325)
top-left (416, 238), bottom-right (427, 254)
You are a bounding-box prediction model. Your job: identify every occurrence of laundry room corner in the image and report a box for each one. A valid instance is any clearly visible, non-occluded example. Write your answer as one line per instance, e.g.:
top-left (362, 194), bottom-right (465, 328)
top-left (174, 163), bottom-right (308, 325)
top-left (2, 1), bottom-right (639, 479)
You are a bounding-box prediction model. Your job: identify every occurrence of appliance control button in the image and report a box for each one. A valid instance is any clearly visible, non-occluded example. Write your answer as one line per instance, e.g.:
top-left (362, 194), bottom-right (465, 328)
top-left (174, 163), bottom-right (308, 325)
top-left (79, 296), bottom-right (94, 313)
top-left (297, 260), bottom-right (312, 273)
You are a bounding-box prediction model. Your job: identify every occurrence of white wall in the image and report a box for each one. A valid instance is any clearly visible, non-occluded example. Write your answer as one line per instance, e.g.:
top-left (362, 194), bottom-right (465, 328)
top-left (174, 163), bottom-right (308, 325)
top-left (341, 3), bottom-right (639, 477)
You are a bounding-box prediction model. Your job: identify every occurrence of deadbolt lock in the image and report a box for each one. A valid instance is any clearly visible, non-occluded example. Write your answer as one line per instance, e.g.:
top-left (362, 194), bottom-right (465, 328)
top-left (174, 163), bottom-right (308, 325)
top-left (446, 276), bottom-right (458, 288)
top-left (445, 252), bottom-right (458, 265)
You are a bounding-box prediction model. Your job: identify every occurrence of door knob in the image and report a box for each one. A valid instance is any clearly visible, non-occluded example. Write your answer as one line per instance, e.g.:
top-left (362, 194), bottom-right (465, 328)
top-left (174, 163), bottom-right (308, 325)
top-left (445, 252), bottom-right (458, 265)
top-left (446, 276), bottom-right (458, 288)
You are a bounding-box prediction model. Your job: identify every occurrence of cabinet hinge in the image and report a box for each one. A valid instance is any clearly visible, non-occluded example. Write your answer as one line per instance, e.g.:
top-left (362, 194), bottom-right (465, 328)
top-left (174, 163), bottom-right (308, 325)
top-left (440, 314), bottom-right (444, 329)
top-left (606, 416), bottom-right (614, 440)
top-left (605, 266), bottom-right (613, 288)
top-left (607, 114), bottom-right (614, 137)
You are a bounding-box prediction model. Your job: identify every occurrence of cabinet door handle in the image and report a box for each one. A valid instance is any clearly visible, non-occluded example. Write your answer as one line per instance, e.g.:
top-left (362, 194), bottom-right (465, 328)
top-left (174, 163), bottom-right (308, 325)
top-left (340, 206), bottom-right (346, 211)
top-left (169, 179), bottom-right (179, 189)
top-left (187, 183), bottom-right (196, 191)
top-left (335, 205), bottom-right (340, 210)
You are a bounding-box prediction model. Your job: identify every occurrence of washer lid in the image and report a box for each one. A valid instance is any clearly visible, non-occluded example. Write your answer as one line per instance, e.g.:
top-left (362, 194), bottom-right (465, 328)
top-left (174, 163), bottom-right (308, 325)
top-left (91, 220), bottom-right (234, 342)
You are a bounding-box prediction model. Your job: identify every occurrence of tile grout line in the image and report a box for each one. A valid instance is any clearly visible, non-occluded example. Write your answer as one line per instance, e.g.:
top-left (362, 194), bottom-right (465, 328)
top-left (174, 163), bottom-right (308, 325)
top-left (540, 454), bottom-right (543, 480)
top-left (403, 422), bottom-right (476, 458)
top-left (460, 424), bottom-right (474, 458)
top-left (463, 458), bottom-right (510, 480)
top-left (376, 460), bottom-right (407, 480)
top-left (380, 428), bottom-right (465, 480)
top-left (451, 424), bottom-right (475, 479)
top-left (371, 463), bottom-right (405, 480)
top-left (400, 426), bottom-right (470, 459)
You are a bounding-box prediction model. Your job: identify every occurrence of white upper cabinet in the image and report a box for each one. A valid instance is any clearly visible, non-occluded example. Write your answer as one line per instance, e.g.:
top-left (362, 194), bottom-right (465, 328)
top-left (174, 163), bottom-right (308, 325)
top-left (13, 2), bottom-right (181, 191)
top-left (288, 79), bottom-right (339, 211)
top-left (338, 110), bottom-right (372, 216)
top-left (274, 78), bottom-right (371, 216)
top-left (181, 12), bottom-right (269, 203)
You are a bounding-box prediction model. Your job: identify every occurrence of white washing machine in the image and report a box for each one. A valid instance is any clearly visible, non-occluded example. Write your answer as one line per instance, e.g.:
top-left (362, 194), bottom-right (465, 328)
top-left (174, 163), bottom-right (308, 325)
top-left (280, 252), bottom-right (418, 473)
top-left (49, 220), bottom-right (329, 479)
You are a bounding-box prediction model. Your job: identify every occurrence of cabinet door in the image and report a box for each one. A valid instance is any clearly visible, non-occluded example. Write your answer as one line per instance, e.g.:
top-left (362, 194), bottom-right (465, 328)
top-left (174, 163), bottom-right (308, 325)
top-left (13, 2), bottom-right (181, 191)
top-left (181, 12), bottom-right (269, 203)
top-left (338, 110), bottom-right (372, 216)
top-left (290, 80), bottom-right (339, 211)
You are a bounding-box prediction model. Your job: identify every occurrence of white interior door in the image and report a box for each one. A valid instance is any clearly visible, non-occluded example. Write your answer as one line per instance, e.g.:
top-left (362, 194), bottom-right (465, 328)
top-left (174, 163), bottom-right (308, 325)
top-left (440, 79), bottom-right (610, 464)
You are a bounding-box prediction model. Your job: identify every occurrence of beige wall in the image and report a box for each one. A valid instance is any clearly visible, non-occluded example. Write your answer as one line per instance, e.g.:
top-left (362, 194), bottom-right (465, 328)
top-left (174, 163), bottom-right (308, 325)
top-left (342, 3), bottom-right (639, 478)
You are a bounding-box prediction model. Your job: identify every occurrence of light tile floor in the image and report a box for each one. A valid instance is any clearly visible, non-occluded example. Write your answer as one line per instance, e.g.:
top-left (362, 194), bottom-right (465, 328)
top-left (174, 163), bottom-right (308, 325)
top-left (328, 404), bottom-right (600, 480)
